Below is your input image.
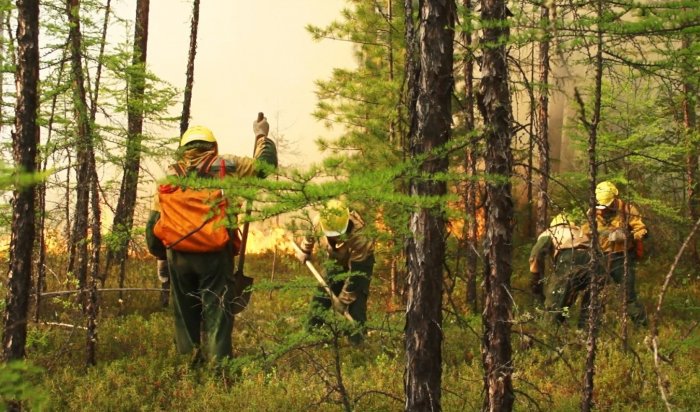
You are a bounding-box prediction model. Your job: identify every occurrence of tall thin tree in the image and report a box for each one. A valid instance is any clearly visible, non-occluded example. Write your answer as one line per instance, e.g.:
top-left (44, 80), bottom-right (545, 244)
top-left (462, 0), bottom-right (479, 313)
top-left (477, 0), bottom-right (515, 408)
top-left (106, 0), bottom-right (150, 293)
top-left (404, 0), bottom-right (455, 411)
top-left (66, 0), bottom-right (93, 291)
top-left (532, 1), bottom-right (552, 303)
top-left (2, 0), bottom-right (40, 362)
top-left (180, 0), bottom-right (200, 135)
top-left (578, 0), bottom-right (605, 408)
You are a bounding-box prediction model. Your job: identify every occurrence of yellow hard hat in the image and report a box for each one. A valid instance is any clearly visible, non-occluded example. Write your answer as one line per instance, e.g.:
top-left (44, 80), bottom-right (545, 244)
top-left (595, 181), bottom-right (619, 208)
top-left (319, 199), bottom-right (350, 237)
top-left (180, 125), bottom-right (216, 147)
top-left (549, 213), bottom-right (572, 227)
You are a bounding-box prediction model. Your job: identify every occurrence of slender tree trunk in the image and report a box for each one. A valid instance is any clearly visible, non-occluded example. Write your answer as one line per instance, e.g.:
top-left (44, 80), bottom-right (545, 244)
top-left (67, 0), bottom-right (91, 290)
top-left (34, 52), bottom-right (68, 322)
top-left (579, 0), bottom-right (605, 408)
top-left (532, 3), bottom-right (551, 303)
top-left (0, 7), bottom-right (4, 131)
top-left (106, 0), bottom-right (150, 298)
top-left (477, 0), bottom-right (515, 408)
top-left (89, 0), bottom-right (112, 122)
top-left (3, 0), bottom-right (40, 363)
top-left (86, 152), bottom-right (102, 365)
top-left (404, 1), bottom-right (455, 411)
top-left (682, 35), bottom-right (699, 261)
top-left (180, 0), bottom-right (200, 135)
top-left (462, 0), bottom-right (478, 314)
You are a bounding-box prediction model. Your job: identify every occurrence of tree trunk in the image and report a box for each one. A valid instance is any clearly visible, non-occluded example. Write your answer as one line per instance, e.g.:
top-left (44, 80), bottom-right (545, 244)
top-left (3, 0), bottom-right (40, 362)
top-left (532, 3), bottom-right (551, 303)
top-left (462, 0), bottom-right (478, 313)
top-left (66, 0), bottom-right (93, 291)
top-left (682, 35), bottom-right (699, 261)
top-left (477, 0), bottom-right (515, 408)
top-left (579, 0), bottom-right (605, 408)
top-left (180, 0), bottom-right (200, 135)
top-left (34, 51), bottom-right (67, 322)
top-left (404, 1), bottom-right (455, 411)
top-left (106, 0), bottom-right (150, 294)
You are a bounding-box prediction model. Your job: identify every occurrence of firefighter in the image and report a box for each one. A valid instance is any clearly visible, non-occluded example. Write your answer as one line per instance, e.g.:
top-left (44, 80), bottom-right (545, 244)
top-left (590, 181), bottom-right (648, 326)
top-left (295, 199), bottom-right (375, 344)
top-left (145, 119), bottom-right (277, 365)
top-left (530, 213), bottom-right (597, 327)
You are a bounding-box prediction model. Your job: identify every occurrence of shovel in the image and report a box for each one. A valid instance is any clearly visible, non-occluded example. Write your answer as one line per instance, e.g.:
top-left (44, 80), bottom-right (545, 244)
top-left (290, 241), bottom-right (354, 322)
top-left (231, 201), bottom-right (255, 315)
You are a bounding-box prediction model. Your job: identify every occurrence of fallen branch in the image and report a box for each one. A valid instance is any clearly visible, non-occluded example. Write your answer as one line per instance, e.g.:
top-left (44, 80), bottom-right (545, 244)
top-left (41, 288), bottom-right (167, 298)
top-left (40, 321), bottom-right (87, 330)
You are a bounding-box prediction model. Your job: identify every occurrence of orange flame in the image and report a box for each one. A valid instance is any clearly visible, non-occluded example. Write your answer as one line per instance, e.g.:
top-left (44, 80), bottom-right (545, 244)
top-left (244, 226), bottom-right (295, 255)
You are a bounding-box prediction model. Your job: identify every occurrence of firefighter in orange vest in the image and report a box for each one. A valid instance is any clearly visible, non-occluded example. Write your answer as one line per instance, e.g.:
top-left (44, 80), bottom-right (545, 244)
top-left (146, 119), bottom-right (277, 364)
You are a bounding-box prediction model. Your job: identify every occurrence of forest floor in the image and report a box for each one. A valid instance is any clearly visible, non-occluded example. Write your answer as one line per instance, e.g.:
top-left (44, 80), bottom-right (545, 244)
top-left (7, 247), bottom-right (700, 411)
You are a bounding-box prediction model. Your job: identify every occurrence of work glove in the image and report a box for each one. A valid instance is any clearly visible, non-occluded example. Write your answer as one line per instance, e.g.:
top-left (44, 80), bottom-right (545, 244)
top-left (633, 229), bottom-right (648, 241)
top-left (294, 245), bottom-right (310, 264)
top-left (157, 259), bottom-right (169, 283)
top-left (338, 288), bottom-right (358, 306)
top-left (253, 112), bottom-right (270, 138)
top-left (608, 228), bottom-right (629, 243)
top-left (331, 297), bottom-right (349, 315)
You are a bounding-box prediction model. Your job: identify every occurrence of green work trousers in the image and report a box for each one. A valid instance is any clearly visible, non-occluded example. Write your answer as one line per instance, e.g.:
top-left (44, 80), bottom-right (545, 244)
top-left (605, 251), bottom-right (647, 326)
top-left (545, 249), bottom-right (592, 326)
top-left (167, 247), bottom-right (235, 361)
top-left (308, 255), bottom-right (374, 341)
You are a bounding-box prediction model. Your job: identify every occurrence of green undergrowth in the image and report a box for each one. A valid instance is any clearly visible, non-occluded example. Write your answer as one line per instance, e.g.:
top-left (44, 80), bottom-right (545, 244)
top-left (10, 251), bottom-right (700, 411)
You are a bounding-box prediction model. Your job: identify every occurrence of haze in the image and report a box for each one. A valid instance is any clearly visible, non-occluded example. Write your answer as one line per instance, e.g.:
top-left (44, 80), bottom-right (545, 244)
top-left (119, 0), bottom-right (355, 167)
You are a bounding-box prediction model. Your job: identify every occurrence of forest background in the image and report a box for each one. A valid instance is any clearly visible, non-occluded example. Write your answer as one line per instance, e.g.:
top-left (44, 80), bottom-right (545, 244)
top-left (0, 0), bottom-right (698, 411)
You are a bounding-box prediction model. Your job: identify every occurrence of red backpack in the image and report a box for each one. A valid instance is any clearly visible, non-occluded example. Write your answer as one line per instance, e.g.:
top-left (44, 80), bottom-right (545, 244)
top-left (153, 155), bottom-right (232, 253)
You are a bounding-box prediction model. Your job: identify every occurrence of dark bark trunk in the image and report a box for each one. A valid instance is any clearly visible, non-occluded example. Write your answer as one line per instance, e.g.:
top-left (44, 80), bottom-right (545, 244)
top-left (3, 0), bottom-right (40, 362)
top-left (532, 4), bottom-right (551, 303)
top-left (404, 1), bottom-right (455, 411)
top-left (579, 0), bottom-right (605, 408)
top-left (89, 0), bottom-right (112, 123)
top-left (106, 0), bottom-right (150, 291)
top-left (477, 0), bottom-right (515, 409)
top-left (462, 0), bottom-right (478, 313)
top-left (67, 0), bottom-right (92, 291)
top-left (180, 0), bottom-right (200, 135)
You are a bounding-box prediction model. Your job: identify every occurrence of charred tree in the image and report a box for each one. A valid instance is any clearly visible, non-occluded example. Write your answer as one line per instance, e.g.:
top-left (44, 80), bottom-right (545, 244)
top-left (477, 0), bottom-right (515, 408)
top-left (404, 1), bottom-right (455, 411)
top-left (180, 0), bottom-right (200, 135)
top-left (2, 0), bottom-right (40, 362)
top-left (106, 0), bottom-right (150, 292)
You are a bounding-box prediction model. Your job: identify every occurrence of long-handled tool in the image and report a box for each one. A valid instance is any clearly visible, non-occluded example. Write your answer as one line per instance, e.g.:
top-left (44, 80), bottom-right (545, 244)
top-left (290, 241), bottom-right (354, 322)
top-left (231, 201), bottom-right (254, 315)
